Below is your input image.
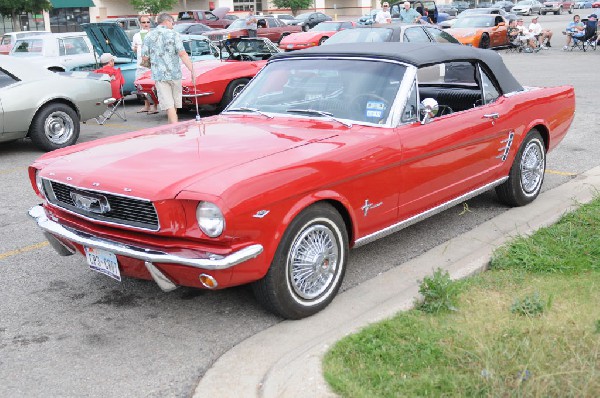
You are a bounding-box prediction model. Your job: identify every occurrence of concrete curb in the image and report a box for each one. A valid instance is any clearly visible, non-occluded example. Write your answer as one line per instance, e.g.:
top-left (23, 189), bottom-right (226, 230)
top-left (194, 166), bottom-right (600, 398)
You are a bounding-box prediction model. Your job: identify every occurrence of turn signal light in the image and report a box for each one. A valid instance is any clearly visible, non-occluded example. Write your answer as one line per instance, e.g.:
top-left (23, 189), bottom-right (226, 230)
top-left (199, 274), bottom-right (218, 289)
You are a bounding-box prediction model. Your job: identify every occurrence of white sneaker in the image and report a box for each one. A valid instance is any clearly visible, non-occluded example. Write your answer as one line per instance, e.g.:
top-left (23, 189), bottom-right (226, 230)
top-left (563, 45), bottom-right (569, 50)
top-left (541, 45), bottom-right (548, 50)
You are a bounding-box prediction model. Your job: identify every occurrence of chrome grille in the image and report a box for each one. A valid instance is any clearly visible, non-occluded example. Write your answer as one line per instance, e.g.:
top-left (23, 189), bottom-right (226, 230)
top-left (43, 180), bottom-right (159, 231)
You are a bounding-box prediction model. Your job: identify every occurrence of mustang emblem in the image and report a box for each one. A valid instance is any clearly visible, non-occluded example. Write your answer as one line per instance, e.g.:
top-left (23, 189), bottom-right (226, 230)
top-left (70, 191), bottom-right (111, 214)
top-left (361, 199), bottom-right (382, 217)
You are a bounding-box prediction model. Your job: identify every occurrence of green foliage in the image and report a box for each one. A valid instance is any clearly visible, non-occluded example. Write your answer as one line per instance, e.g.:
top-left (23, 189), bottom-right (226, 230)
top-left (130, 0), bottom-right (177, 16)
top-left (595, 320), bottom-right (600, 334)
top-left (510, 291), bottom-right (550, 317)
top-left (416, 268), bottom-right (461, 314)
top-left (490, 199), bottom-right (600, 274)
top-left (271, 0), bottom-right (313, 16)
top-left (0, 0), bottom-right (51, 31)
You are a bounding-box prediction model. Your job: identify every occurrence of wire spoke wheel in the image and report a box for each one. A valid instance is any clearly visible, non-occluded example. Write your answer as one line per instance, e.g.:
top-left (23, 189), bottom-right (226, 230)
top-left (520, 139), bottom-right (545, 195)
top-left (288, 225), bottom-right (339, 300)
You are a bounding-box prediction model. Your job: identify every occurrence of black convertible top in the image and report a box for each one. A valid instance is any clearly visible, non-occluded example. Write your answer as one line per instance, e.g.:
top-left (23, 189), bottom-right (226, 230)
top-left (271, 42), bottom-right (523, 93)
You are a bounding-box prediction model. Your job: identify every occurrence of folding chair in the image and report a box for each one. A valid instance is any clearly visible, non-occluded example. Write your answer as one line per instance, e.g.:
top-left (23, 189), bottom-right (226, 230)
top-left (94, 66), bottom-right (126, 124)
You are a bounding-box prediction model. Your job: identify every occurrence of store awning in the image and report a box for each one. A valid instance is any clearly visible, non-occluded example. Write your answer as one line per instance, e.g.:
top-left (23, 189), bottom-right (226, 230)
top-left (50, 0), bottom-right (95, 8)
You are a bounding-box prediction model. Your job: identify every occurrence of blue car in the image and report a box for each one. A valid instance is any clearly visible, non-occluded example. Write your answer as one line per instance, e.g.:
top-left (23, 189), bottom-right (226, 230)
top-left (72, 23), bottom-right (220, 95)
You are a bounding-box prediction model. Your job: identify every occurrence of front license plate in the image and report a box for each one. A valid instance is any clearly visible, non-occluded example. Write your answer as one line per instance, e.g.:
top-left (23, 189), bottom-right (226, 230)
top-left (287, 44), bottom-right (294, 49)
top-left (85, 247), bottom-right (121, 281)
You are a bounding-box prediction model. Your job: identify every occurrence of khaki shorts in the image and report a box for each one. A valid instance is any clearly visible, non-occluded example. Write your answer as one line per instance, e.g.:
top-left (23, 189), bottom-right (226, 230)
top-left (156, 80), bottom-right (182, 111)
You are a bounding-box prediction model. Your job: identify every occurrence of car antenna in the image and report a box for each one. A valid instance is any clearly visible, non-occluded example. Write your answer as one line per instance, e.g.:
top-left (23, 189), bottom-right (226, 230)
top-left (191, 60), bottom-right (201, 121)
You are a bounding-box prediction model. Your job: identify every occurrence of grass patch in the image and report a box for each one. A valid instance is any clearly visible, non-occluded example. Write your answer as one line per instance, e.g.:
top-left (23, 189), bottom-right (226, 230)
top-left (324, 197), bottom-right (600, 397)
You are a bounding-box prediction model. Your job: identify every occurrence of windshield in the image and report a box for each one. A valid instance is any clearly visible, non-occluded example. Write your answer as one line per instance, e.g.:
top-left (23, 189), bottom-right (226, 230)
top-left (323, 28), bottom-right (393, 44)
top-left (227, 19), bottom-right (248, 29)
top-left (227, 58), bottom-right (407, 125)
top-left (516, 1), bottom-right (532, 5)
top-left (174, 23), bottom-right (193, 33)
top-left (311, 22), bottom-right (342, 31)
top-left (453, 16), bottom-right (496, 27)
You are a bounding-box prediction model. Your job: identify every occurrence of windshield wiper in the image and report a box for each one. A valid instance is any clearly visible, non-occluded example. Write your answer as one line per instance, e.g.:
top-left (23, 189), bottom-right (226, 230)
top-left (286, 109), bottom-right (352, 128)
top-left (226, 107), bottom-right (273, 119)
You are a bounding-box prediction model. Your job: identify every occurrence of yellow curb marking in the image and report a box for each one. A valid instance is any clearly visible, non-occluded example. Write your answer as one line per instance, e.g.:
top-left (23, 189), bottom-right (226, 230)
top-left (0, 242), bottom-right (49, 261)
top-left (546, 169), bottom-right (577, 176)
top-left (0, 167), bottom-right (27, 175)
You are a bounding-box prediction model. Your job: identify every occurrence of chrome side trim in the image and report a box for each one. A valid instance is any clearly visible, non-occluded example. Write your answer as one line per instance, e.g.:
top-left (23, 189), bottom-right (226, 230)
top-left (182, 92), bottom-right (214, 98)
top-left (29, 205), bottom-right (263, 271)
top-left (354, 177), bottom-right (508, 247)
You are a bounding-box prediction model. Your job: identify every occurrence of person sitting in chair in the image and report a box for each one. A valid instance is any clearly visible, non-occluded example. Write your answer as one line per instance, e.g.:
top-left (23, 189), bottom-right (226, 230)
top-left (95, 53), bottom-right (125, 100)
top-left (528, 16), bottom-right (552, 49)
top-left (563, 14), bottom-right (586, 50)
top-left (516, 18), bottom-right (538, 52)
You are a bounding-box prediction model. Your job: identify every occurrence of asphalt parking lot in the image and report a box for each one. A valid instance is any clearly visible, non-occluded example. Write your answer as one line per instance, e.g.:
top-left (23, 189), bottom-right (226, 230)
top-left (1, 12), bottom-right (599, 397)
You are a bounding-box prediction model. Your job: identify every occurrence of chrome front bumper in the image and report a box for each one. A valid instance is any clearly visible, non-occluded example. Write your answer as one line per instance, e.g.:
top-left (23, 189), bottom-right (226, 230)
top-left (29, 204), bottom-right (263, 273)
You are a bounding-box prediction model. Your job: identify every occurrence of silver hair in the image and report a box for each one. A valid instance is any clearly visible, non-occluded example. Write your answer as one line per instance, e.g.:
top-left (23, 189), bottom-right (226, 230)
top-left (156, 12), bottom-right (174, 24)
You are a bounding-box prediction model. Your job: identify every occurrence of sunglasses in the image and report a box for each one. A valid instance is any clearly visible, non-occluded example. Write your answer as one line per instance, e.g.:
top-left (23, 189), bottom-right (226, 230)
top-left (141, 21), bottom-right (151, 24)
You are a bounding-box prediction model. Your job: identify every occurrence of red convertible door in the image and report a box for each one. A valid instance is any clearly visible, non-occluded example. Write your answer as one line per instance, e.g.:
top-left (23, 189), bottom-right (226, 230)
top-left (396, 99), bottom-right (511, 220)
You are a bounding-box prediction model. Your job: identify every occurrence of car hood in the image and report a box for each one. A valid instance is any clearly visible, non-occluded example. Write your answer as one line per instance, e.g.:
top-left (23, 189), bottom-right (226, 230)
top-left (446, 28), bottom-right (484, 37)
top-left (37, 116), bottom-right (340, 199)
top-left (212, 7), bottom-right (230, 19)
top-left (81, 22), bottom-right (135, 60)
top-left (283, 31), bottom-right (335, 42)
top-left (135, 59), bottom-right (237, 84)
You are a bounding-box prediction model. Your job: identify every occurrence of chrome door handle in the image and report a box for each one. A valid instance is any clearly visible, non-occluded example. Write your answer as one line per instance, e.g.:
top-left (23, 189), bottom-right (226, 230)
top-left (483, 113), bottom-right (500, 119)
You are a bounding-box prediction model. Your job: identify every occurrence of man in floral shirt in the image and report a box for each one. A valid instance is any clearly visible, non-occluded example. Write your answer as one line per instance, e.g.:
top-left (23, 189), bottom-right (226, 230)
top-left (141, 12), bottom-right (194, 123)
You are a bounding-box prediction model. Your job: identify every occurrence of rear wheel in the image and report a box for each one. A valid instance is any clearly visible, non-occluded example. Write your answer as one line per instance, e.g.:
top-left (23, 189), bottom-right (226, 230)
top-left (219, 78), bottom-right (250, 109)
top-left (29, 103), bottom-right (80, 151)
top-left (479, 33), bottom-right (490, 49)
top-left (252, 203), bottom-right (348, 319)
top-left (496, 130), bottom-right (545, 206)
top-left (302, 24), bottom-right (309, 32)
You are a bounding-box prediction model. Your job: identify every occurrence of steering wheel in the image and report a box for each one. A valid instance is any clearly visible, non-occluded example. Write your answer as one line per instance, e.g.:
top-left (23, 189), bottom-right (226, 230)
top-left (351, 93), bottom-right (390, 122)
top-left (437, 105), bottom-right (454, 116)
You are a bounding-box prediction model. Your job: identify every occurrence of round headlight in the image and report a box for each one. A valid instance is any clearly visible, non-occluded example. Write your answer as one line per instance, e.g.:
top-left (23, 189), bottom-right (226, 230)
top-left (35, 170), bottom-right (46, 198)
top-left (196, 201), bottom-right (225, 238)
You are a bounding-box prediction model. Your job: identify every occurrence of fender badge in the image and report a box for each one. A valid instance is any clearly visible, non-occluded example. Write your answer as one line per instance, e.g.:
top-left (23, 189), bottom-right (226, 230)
top-left (253, 210), bottom-right (270, 218)
top-left (362, 199), bottom-right (382, 217)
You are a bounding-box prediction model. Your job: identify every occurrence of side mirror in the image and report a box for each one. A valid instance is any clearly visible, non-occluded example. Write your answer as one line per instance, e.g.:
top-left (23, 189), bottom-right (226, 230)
top-left (420, 98), bottom-right (438, 124)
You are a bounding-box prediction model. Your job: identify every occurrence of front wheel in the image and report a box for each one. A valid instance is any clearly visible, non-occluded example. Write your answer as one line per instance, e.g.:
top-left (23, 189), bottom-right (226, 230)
top-left (479, 33), bottom-right (490, 49)
top-left (219, 78), bottom-right (250, 110)
top-left (302, 24), bottom-right (309, 32)
top-left (29, 103), bottom-right (80, 151)
top-left (252, 203), bottom-right (349, 319)
top-left (496, 130), bottom-right (546, 207)
top-left (318, 36), bottom-right (328, 45)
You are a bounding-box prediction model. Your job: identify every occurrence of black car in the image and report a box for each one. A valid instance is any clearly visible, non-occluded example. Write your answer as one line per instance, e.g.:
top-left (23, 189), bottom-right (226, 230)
top-left (173, 22), bottom-right (214, 35)
top-left (287, 12), bottom-right (332, 31)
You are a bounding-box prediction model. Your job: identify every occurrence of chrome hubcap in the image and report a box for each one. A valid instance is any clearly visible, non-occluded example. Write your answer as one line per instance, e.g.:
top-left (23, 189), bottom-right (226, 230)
top-left (232, 84), bottom-right (246, 98)
top-left (289, 225), bottom-right (339, 300)
top-left (45, 111), bottom-right (74, 145)
top-left (520, 140), bottom-right (544, 194)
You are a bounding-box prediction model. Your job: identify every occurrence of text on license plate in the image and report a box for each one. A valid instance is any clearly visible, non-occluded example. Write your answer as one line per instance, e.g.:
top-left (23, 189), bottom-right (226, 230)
top-left (84, 247), bottom-right (121, 281)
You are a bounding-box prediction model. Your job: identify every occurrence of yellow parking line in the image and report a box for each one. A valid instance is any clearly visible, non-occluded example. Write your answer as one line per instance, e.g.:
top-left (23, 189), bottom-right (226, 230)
top-left (546, 169), bottom-right (578, 176)
top-left (0, 242), bottom-right (49, 261)
top-left (0, 166), bottom-right (27, 175)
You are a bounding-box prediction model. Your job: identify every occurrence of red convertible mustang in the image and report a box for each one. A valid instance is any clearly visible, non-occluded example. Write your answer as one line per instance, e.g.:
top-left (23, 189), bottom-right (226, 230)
top-left (28, 43), bottom-right (574, 319)
top-left (135, 37), bottom-right (280, 110)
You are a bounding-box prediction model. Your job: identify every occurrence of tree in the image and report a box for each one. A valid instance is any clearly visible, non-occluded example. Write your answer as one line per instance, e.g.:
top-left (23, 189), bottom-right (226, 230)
top-left (130, 0), bottom-right (178, 17)
top-left (271, 0), bottom-right (314, 16)
top-left (0, 0), bottom-right (51, 31)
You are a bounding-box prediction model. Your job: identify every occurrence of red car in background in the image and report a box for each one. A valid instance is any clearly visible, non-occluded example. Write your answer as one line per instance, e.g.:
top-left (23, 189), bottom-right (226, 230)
top-left (203, 16), bottom-right (301, 44)
top-left (135, 38), bottom-right (280, 110)
top-left (278, 20), bottom-right (355, 51)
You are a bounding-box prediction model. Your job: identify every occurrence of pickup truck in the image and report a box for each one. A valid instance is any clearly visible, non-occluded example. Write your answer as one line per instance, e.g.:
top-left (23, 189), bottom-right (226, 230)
top-left (203, 16), bottom-right (301, 44)
top-left (541, 1), bottom-right (575, 14)
top-left (176, 7), bottom-right (233, 29)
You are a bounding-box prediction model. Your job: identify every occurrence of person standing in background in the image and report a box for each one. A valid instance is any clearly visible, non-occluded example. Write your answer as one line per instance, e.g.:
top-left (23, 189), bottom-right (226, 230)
top-left (132, 16), bottom-right (157, 114)
top-left (375, 2), bottom-right (392, 24)
top-left (246, 6), bottom-right (258, 38)
top-left (141, 12), bottom-right (194, 124)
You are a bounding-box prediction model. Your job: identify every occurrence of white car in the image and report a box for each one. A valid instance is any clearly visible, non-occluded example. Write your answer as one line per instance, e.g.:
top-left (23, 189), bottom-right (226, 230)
top-left (512, 0), bottom-right (543, 15)
top-left (0, 30), bottom-right (50, 54)
top-left (9, 32), bottom-right (96, 72)
top-left (269, 13), bottom-right (295, 25)
top-left (0, 56), bottom-right (112, 151)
